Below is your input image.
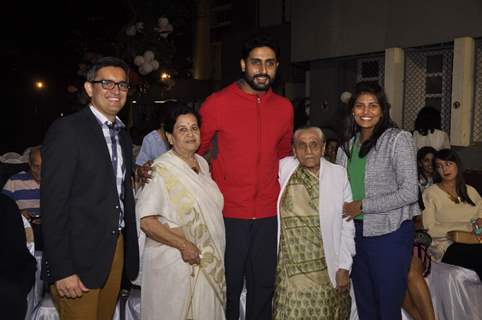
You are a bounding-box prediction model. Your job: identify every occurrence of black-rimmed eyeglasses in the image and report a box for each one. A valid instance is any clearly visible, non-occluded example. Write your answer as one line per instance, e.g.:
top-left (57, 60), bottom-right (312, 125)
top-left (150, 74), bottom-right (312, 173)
top-left (90, 79), bottom-right (130, 91)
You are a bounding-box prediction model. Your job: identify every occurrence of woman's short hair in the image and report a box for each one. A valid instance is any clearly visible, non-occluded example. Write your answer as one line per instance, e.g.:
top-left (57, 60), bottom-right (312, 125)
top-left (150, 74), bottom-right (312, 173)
top-left (434, 149), bottom-right (475, 206)
top-left (163, 102), bottom-right (201, 134)
top-left (292, 126), bottom-right (325, 146)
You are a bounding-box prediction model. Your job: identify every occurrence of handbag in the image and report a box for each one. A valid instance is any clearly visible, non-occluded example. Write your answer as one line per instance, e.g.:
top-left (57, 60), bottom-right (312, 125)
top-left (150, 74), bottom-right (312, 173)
top-left (414, 229), bottom-right (432, 247)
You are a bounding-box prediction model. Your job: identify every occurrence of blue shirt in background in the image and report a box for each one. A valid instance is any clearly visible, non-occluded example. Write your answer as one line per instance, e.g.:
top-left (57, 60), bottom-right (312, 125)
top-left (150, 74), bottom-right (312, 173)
top-left (135, 130), bottom-right (169, 166)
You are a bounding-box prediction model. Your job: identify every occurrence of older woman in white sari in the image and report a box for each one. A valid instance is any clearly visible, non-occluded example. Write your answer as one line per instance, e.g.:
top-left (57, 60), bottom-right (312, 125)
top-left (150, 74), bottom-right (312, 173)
top-left (136, 103), bottom-right (226, 320)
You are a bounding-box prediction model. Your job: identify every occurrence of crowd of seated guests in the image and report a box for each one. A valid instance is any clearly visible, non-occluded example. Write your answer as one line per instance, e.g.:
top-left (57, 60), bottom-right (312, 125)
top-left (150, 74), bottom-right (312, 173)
top-left (403, 105), bottom-right (482, 320)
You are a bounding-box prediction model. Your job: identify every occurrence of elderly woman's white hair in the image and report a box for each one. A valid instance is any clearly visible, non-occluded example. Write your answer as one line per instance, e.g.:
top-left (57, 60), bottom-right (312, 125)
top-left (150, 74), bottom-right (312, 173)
top-left (292, 126), bottom-right (326, 145)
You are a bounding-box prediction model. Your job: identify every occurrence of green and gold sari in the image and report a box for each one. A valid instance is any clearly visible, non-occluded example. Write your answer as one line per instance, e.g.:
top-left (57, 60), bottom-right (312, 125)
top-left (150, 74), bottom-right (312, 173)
top-left (273, 165), bottom-right (351, 320)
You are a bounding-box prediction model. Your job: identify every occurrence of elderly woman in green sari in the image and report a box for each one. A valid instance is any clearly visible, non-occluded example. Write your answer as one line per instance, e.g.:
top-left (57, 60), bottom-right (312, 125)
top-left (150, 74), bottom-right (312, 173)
top-left (135, 102), bottom-right (226, 320)
top-left (273, 126), bottom-right (355, 320)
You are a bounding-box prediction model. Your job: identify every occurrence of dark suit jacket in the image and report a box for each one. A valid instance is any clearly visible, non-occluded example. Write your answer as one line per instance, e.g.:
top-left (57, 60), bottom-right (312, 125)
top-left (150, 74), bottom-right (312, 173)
top-left (0, 193), bottom-right (36, 303)
top-left (41, 107), bottom-right (139, 288)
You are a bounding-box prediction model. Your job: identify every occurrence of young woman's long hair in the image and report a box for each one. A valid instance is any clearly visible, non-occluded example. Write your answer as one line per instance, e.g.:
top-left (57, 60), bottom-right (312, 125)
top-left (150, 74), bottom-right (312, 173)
top-left (417, 146), bottom-right (436, 183)
top-left (341, 81), bottom-right (396, 159)
top-left (433, 149), bottom-right (475, 206)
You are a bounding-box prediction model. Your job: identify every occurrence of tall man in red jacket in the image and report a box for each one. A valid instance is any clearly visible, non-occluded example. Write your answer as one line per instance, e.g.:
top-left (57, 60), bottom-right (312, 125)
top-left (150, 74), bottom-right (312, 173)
top-left (198, 34), bottom-right (293, 320)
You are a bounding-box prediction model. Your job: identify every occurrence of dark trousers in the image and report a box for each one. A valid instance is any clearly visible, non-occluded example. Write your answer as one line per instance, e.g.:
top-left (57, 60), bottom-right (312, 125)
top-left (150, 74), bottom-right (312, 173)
top-left (442, 242), bottom-right (482, 281)
top-left (352, 220), bottom-right (414, 320)
top-left (0, 284), bottom-right (28, 320)
top-left (32, 223), bottom-right (43, 251)
top-left (224, 216), bottom-right (277, 320)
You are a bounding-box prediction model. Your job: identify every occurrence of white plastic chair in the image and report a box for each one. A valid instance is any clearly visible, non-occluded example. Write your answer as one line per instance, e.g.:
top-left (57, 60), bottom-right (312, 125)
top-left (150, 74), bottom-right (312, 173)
top-left (0, 152), bottom-right (24, 164)
top-left (31, 294), bottom-right (58, 320)
top-left (125, 287), bottom-right (141, 320)
top-left (349, 261), bottom-right (482, 320)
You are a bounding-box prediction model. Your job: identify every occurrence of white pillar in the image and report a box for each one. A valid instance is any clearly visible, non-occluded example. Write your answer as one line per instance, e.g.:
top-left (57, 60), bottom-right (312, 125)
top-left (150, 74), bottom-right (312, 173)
top-left (451, 37), bottom-right (475, 146)
top-left (384, 48), bottom-right (405, 128)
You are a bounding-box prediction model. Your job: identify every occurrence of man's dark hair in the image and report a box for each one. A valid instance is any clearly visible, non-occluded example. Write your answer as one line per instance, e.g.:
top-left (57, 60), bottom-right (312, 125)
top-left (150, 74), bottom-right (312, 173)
top-left (86, 56), bottom-right (130, 81)
top-left (414, 106), bottom-right (442, 136)
top-left (241, 34), bottom-right (280, 60)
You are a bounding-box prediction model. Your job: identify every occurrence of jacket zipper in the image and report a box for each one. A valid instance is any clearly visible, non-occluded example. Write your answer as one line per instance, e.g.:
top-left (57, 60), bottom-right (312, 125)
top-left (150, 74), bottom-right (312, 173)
top-left (254, 96), bottom-right (261, 219)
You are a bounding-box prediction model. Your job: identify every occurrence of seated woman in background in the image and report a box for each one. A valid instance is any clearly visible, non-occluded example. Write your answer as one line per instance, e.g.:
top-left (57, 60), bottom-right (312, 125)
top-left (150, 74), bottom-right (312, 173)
top-left (413, 106), bottom-right (450, 151)
top-left (417, 146), bottom-right (437, 194)
top-left (401, 147), bottom-right (438, 320)
top-left (324, 138), bottom-right (339, 163)
top-left (423, 149), bottom-right (482, 281)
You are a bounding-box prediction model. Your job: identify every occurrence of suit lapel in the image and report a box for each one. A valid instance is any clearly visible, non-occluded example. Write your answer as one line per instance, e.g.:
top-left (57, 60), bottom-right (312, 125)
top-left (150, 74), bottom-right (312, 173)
top-left (80, 107), bottom-right (118, 182)
top-left (82, 107), bottom-right (132, 192)
top-left (82, 108), bottom-right (111, 158)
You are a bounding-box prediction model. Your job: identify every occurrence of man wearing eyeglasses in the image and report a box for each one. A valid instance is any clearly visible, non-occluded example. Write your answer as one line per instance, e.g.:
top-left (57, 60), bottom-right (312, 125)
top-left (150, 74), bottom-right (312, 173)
top-left (41, 57), bottom-right (139, 320)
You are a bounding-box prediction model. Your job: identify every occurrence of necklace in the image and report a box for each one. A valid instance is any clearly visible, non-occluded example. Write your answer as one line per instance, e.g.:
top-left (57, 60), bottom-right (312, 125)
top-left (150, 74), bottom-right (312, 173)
top-left (171, 149), bottom-right (200, 173)
top-left (437, 184), bottom-right (461, 204)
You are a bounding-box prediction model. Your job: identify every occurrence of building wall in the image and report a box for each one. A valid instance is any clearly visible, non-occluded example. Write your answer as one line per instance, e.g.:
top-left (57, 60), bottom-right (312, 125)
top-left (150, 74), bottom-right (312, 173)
top-left (308, 59), bottom-right (357, 133)
top-left (291, 0), bottom-right (482, 62)
top-left (454, 145), bottom-right (482, 170)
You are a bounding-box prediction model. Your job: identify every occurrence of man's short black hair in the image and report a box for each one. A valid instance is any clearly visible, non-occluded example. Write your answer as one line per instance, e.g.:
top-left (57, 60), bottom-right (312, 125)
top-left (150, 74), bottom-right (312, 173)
top-left (86, 56), bottom-right (130, 81)
top-left (241, 34), bottom-right (280, 60)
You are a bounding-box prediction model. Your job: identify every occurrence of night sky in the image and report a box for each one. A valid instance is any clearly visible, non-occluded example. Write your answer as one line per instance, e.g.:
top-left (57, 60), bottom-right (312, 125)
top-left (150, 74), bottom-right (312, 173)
top-left (1, 1), bottom-right (191, 153)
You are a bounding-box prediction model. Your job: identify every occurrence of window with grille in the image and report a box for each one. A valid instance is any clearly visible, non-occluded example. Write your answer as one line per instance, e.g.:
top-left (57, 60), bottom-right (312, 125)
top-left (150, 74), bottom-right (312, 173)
top-left (356, 56), bottom-right (385, 86)
top-left (473, 39), bottom-right (482, 143)
top-left (403, 47), bottom-right (453, 132)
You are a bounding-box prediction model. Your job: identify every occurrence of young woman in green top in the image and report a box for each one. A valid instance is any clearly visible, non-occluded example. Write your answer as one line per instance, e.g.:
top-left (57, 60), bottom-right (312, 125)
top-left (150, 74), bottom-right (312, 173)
top-left (337, 82), bottom-right (420, 320)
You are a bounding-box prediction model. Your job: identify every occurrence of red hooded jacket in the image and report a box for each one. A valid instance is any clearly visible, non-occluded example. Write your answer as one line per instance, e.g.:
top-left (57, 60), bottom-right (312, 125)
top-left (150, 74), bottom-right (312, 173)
top-left (199, 82), bottom-right (293, 219)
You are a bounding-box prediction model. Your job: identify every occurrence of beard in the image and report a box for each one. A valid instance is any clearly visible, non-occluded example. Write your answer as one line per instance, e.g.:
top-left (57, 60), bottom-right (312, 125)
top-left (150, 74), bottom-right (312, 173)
top-left (243, 72), bottom-right (273, 91)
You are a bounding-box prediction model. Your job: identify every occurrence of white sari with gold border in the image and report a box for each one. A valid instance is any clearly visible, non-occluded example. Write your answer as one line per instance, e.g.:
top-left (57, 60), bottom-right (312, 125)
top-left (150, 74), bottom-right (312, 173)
top-left (136, 150), bottom-right (226, 320)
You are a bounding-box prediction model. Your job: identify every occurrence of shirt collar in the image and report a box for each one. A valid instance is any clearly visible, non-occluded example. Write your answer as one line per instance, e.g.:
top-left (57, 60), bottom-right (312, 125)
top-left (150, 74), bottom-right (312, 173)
top-left (89, 105), bottom-right (125, 128)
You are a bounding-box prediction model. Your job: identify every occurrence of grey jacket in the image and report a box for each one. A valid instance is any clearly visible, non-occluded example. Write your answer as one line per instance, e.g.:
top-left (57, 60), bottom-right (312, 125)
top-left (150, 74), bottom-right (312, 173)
top-left (337, 128), bottom-right (420, 237)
